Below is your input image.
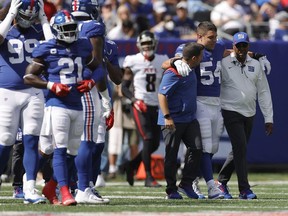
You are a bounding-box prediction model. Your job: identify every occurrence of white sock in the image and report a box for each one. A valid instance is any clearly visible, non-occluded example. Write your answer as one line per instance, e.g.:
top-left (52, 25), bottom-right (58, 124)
top-left (207, 179), bottom-right (215, 189)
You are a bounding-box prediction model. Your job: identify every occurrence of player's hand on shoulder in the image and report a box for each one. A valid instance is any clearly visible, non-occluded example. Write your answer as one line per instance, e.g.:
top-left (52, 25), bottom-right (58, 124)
top-left (77, 79), bottom-right (95, 92)
top-left (133, 100), bottom-right (147, 113)
top-left (47, 82), bottom-right (71, 97)
top-left (259, 56), bottom-right (271, 75)
top-left (173, 60), bottom-right (191, 77)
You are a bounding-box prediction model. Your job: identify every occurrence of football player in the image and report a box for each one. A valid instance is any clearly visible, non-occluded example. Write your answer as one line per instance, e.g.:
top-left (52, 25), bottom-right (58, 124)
top-left (121, 30), bottom-right (168, 187)
top-left (0, 0), bottom-right (51, 204)
top-left (24, 10), bottom-right (111, 206)
top-left (70, 0), bottom-right (120, 204)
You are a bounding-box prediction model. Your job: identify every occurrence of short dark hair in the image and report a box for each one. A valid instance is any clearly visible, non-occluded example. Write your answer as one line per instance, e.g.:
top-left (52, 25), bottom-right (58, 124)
top-left (197, 21), bottom-right (217, 35)
top-left (182, 42), bottom-right (204, 60)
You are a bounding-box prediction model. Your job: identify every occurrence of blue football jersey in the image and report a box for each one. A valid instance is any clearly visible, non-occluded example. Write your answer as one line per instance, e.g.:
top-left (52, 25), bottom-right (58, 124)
top-left (104, 39), bottom-right (119, 67)
top-left (195, 41), bottom-right (225, 97)
top-left (0, 24), bottom-right (43, 90)
top-left (78, 19), bottom-right (105, 40)
top-left (78, 19), bottom-right (106, 81)
top-left (32, 38), bottom-right (93, 110)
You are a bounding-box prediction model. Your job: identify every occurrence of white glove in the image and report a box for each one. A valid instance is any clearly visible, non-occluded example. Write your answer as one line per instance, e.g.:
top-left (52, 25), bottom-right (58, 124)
top-left (99, 89), bottom-right (112, 118)
top-left (259, 56), bottom-right (271, 75)
top-left (38, 0), bottom-right (47, 23)
top-left (174, 60), bottom-right (191, 77)
top-left (9, 0), bottom-right (22, 18)
top-left (101, 97), bottom-right (112, 118)
top-left (0, 0), bottom-right (22, 40)
top-left (38, 0), bottom-right (54, 40)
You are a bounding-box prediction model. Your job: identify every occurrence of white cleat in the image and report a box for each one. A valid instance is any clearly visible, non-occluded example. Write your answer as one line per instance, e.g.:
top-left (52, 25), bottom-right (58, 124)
top-left (192, 177), bottom-right (205, 199)
top-left (75, 187), bottom-right (109, 204)
top-left (24, 188), bottom-right (46, 204)
top-left (95, 174), bottom-right (106, 188)
top-left (208, 185), bottom-right (224, 199)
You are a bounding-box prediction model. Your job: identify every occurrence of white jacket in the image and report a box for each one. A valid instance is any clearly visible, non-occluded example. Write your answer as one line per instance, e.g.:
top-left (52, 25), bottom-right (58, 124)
top-left (220, 53), bottom-right (273, 123)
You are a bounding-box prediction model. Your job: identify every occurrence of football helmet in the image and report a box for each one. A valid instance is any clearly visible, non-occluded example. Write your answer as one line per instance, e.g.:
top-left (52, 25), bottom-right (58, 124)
top-left (16, 0), bottom-right (40, 28)
top-left (174, 43), bottom-right (185, 57)
top-left (51, 10), bottom-right (78, 44)
top-left (71, 0), bottom-right (99, 20)
top-left (136, 30), bottom-right (158, 59)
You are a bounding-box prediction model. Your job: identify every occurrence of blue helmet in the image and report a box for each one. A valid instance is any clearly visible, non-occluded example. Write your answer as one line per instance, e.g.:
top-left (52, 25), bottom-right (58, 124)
top-left (16, 0), bottom-right (40, 28)
top-left (175, 43), bottom-right (185, 57)
top-left (50, 10), bottom-right (79, 44)
top-left (71, 0), bottom-right (99, 20)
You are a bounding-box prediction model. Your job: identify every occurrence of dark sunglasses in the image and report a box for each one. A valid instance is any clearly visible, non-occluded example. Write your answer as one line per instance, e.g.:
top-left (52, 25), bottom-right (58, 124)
top-left (235, 42), bottom-right (248, 48)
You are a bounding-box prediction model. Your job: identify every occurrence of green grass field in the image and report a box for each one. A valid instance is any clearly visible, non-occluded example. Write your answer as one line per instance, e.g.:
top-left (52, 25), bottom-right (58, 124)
top-left (1, 172), bottom-right (288, 215)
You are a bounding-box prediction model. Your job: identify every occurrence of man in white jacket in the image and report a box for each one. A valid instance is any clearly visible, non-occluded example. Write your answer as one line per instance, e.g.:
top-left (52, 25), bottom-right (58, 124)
top-left (218, 32), bottom-right (273, 199)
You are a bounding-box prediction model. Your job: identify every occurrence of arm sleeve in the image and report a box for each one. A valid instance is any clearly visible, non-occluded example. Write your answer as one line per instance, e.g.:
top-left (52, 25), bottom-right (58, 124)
top-left (257, 68), bottom-right (273, 123)
top-left (121, 79), bottom-right (135, 102)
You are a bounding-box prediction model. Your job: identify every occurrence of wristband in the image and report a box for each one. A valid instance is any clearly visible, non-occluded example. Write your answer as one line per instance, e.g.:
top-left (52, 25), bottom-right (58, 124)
top-left (47, 81), bottom-right (54, 90)
top-left (164, 114), bottom-right (171, 119)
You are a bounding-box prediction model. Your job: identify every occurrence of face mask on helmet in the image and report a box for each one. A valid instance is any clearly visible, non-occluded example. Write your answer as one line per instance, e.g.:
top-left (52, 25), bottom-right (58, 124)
top-left (16, 0), bottom-right (40, 28)
top-left (51, 10), bottom-right (79, 44)
top-left (71, 0), bottom-right (99, 20)
top-left (137, 31), bottom-right (158, 59)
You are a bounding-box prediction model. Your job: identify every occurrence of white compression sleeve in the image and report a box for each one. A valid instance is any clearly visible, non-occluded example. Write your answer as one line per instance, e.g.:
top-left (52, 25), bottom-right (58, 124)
top-left (0, 13), bottom-right (14, 39)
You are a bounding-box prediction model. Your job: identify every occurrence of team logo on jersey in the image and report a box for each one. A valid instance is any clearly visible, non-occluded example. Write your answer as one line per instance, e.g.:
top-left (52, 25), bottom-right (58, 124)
top-left (50, 48), bottom-right (57, 54)
top-left (248, 66), bottom-right (254, 72)
top-left (144, 68), bottom-right (157, 74)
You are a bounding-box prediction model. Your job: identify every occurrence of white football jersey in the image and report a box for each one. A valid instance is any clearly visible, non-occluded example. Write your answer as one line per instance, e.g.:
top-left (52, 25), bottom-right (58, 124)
top-left (123, 53), bottom-right (168, 106)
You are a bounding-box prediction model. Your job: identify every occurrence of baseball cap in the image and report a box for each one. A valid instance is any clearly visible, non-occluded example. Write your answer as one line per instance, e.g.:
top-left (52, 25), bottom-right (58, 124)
top-left (174, 43), bottom-right (185, 57)
top-left (233, 32), bottom-right (249, 45)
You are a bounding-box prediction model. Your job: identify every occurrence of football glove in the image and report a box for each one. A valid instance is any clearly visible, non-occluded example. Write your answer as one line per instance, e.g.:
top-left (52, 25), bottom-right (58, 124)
top-left (9, 0), bottom-right (22, 18)
top-left (259, 56), bottom-right (271, 75)
top-left (77, 79), bottom-right (95, 92)
top-left (133, 100), bottom-right (147, 113)
top-left (174, 60), bottom-right (191, 77)
top-left (47, 82), bottom-right (71, 97)
top-left (105, 109), bottom-right (114, 131)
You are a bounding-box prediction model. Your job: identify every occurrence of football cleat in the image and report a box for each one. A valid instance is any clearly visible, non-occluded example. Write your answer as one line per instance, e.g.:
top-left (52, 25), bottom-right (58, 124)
top-left (23, 188), bottom-right (46, 204)
top-left (60, 186), bottom-right (77, 206)
top-left (178, 184), bottom-right (199, 199)
top-left (165, 191), bottom-right (183, 200)
top-left (42, 179), bottom-right (60, 205)
top-left (145, 177), bottom-right (161, 188)
top-left (75, 187), bottom-right (109, 204)
top-left (217, 182), bottom-right (233, 199)
top-left (239, 189), bottom-right (257, 200)
top-left (95, 174), bottom-right (106, 188)
top-left (192, 177), bottom-right (205, 199)
top-left (208, 185), bottom-right (224, 199)
top-left (13, 186), bottom-right (24, 199)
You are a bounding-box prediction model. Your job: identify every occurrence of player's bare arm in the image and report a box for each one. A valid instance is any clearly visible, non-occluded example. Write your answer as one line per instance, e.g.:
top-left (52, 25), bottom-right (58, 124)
top-left (106, 60), bottom-right (122, 85)
top-left (24, 58), bottom-right (48, 89)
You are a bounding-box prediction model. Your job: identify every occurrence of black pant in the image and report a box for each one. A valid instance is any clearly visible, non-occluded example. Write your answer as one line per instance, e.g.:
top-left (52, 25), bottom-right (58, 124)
top-left (132, 105), bottom-right (160, 175)
top-left (162, 120), bottom-right (202, 194)
top-left (218, 110), bottom-right (254, 192)
top-left (12, 142), bottom-right (25, 187)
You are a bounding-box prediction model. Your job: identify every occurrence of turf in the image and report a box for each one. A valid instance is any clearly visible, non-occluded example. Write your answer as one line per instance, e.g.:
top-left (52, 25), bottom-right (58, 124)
top-left (0, 172), bottom-right (288, 213)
